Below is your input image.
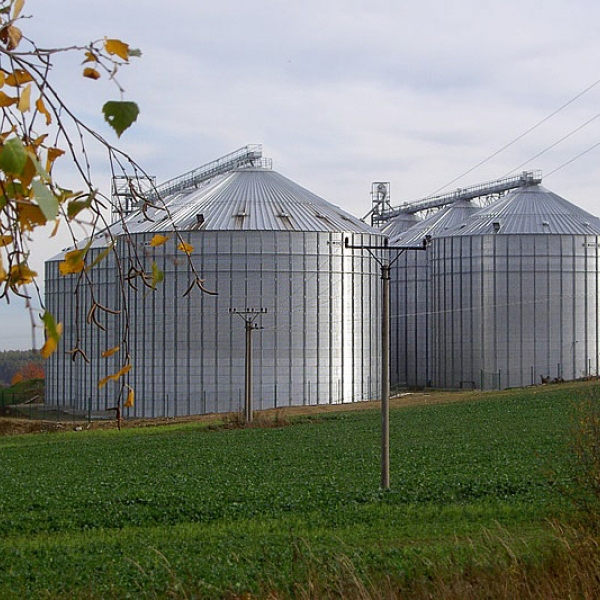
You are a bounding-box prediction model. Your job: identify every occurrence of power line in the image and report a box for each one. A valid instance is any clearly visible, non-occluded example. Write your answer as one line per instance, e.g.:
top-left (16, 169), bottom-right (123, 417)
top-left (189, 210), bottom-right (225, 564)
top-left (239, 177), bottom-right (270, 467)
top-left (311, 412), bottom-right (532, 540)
top-left (504, 111), bottom-right (600, 176)
top-left (427, 75), bottom-right (600, 196)
top-left (545, 139), bottom-right (600, 178)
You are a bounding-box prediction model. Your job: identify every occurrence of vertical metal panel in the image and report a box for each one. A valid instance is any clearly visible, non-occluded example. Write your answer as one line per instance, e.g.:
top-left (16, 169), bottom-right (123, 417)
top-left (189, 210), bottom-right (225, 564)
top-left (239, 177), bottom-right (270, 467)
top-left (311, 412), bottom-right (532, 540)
top-left (430, 233), bottom-right (600, 389)
top-left (46, 230), bottom-right (383, 416)
top-left (389, 201), bottom-right (479, 389)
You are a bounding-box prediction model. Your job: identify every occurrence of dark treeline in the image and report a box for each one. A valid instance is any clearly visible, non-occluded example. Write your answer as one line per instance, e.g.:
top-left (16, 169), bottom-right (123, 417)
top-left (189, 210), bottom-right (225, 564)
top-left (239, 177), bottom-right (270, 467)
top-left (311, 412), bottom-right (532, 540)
top-left (0, 350), bottom-right (44, 387)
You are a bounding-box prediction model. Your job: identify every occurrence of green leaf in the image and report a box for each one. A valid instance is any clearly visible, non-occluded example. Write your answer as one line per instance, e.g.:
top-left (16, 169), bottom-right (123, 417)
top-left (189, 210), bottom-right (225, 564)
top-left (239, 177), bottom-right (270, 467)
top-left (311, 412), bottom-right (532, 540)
top-left (151, 261), bottom-right (164, 288)
top-left (0, 137), bottom-right (27, 176)
top-left (40, 310), bottom-right (63, 359)
top-left (67, 192), bottom-right (94, 220)
top-left (87, 240), bottom-right (115, 270)
top-left (32, 180), bottom-right (59, 220)
top-left (102, 101), bottom-right (139, 137)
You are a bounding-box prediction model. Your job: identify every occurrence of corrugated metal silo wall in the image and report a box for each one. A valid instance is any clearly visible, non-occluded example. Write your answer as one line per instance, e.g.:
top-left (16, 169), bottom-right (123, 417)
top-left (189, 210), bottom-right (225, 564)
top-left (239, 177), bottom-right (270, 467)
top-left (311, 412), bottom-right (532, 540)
top-left (390, 250), bottom-right (430, 388)
top-left (429, 233), bottom-right (600, 389)
top-left (47, 229), bottom-right (382, 417)
top-left (45, 250), bottom-right (123, 412)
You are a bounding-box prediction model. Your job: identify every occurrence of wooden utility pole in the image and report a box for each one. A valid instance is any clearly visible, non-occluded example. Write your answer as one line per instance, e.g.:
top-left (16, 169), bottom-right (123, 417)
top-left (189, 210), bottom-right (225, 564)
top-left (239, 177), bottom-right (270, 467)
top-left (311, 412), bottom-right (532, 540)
top-left (229, 308), bottom-right (267, 424)
top-left (344, 237), bottom-right (426, 490)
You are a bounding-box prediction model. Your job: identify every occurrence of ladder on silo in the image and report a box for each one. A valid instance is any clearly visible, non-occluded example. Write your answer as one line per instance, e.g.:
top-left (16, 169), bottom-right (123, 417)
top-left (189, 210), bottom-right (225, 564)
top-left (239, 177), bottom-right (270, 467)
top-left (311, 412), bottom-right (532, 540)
top-left (111, 144), bottom-right (267, 218)
top-left (146, 144), bottom-right (265, 202)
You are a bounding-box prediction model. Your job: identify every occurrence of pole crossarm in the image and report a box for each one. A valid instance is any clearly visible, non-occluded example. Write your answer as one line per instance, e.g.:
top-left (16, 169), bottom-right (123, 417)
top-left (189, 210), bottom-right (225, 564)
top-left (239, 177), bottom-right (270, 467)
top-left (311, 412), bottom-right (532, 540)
top-left (343, 237), bottom-right (428, 253)
top-left (229, 307), bottom-right (268, 327)
top-left (344, 237), bottom-right (428, 269)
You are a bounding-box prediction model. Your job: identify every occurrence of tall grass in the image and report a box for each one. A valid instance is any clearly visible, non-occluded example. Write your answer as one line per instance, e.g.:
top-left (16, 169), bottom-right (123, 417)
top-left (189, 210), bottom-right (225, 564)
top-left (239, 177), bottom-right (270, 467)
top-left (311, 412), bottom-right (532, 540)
top-left (126, 523), bottom-right (600, 599)
top-left (566, 383), bottom-right (600, 530)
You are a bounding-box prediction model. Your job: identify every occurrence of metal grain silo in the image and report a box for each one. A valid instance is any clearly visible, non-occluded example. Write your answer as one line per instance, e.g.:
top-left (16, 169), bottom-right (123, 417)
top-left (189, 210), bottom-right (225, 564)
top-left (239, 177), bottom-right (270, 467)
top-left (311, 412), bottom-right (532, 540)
top-left (389, 200), bottom-right (480, 389)
top-left (45, 150), bottom-right (384, 417)
top-left (429, 183), bottom-right (600, 389)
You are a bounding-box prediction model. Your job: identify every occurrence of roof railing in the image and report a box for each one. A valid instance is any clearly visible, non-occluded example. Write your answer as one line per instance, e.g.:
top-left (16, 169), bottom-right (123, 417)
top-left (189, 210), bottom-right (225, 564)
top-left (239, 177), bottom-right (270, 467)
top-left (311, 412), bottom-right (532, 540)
top-left (111, 145), bottom-right (268, 218)
top-left (146, 144), bottom-right (265, 202)
top-left (369, 170), bottom-right (542, 225)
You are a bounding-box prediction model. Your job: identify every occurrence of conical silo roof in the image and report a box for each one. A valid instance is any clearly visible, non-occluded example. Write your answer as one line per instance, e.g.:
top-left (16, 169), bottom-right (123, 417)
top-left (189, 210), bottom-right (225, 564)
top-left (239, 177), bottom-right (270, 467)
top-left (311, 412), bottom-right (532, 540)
top-left (442, 184), bottom-right (600, 236)
top-left (123, 167), bottom-right (378, 235)
top-left (390, 200), bottom-right (480, 246)
top-left (380, 213), bottom-right (420, 239)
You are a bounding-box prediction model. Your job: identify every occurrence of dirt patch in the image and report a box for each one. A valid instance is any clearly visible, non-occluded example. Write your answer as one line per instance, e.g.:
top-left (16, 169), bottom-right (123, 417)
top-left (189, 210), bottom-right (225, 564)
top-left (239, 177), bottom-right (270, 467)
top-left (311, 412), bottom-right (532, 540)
top-left (0, 385), bottom-right (554, 437)
top-left (0, 418), bottom-right (68, 436)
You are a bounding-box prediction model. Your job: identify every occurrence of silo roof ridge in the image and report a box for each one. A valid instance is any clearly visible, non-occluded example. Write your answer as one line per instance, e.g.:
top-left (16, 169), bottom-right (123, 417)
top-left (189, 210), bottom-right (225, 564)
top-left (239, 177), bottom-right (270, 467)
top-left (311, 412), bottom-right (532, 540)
top-left (124, 168), bottom-right (378, 234)
top-left (389, 200), bottom-right (480, 245)
top-left (436, 184), bottom-right (600, 236)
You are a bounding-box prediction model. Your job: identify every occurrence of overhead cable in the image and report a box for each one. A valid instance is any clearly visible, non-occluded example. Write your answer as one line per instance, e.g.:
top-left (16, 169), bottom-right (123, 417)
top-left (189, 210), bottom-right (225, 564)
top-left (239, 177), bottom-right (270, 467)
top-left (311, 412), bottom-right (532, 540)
top-left (427, 75), bottom-right (600, 196)
top-left (504, 111), bottom-right (600, 176)
top-left (545, 139), bottom-right (600, 178)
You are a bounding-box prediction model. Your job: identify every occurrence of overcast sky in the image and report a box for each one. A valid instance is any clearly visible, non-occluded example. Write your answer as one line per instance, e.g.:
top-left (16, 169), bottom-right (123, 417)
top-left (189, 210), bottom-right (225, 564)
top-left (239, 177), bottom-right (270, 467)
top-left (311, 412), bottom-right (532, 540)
top-left (3, 0), bottom-right (600, 350)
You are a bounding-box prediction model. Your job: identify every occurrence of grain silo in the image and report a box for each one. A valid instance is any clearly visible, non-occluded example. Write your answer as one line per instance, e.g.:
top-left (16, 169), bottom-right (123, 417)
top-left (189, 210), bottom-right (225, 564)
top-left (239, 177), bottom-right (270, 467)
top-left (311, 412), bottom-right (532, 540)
top-left (389, 200), bottom-right (479, 388)
top-left (45, 146), bottom-right (384, 417)
top-left (429, 183), bottom-right (600, 389)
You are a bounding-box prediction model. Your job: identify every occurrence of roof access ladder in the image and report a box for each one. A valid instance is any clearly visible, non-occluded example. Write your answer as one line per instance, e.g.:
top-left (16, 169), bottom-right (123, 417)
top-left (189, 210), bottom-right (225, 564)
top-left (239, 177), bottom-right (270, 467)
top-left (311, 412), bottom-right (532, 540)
top-left (111, 144), bottom-right (267, 219)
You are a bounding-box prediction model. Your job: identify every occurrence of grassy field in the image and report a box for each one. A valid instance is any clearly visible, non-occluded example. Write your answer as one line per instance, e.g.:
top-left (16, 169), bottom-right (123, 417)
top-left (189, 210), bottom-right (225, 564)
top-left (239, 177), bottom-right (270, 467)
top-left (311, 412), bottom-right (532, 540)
top-left (0, 382), bottom-right (596, 598)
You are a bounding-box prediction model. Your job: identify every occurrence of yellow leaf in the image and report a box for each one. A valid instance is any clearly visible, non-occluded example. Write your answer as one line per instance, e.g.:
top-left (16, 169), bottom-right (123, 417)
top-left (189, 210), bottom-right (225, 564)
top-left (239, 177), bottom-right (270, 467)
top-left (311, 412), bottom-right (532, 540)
top-left (19, 155), bottom-right (35, 187)
top-left (17, 202), bottom-right (47, 231)
top-left (0, 91), bottom-right (17, 107)
top-left (101, 345), bottom-right (120, 358)
top-left (46, 146), bottom-right (65, 173)
top-left (0, 260), bottom-right (5, 284)
top-left (104, 38), bottom-right (130, 61)
top-left (98, 364), bottom-right (132, 389)
top-left (58, 248), bottom-right (86, 275)
top-left (49, 218), bottom-right (60, 238)
top-left (36, 97), bottom-right (51, 125)
top-left (5, 69), bottom-right (33, 87)
top-left (83, 67), bottom-right (100, 80)
top-left (31, 133), bottom-right (49, 148)
top-left (123, 385), bottom-right (135, 408)
top-left (0, 71), bottom-right (5, 87)
top-left (9, 262), bottom-right (37, 286)
top-left (0, 234), bottom-right (12, 247)
top-left (40, 328), bottom-right (61, 359)
top-left (82, 50), bottom-right (97, 64)
top-left (17, 83), bottom-right (30, 112)
top-left (40, 324), bottom-right (63, 359)
top-left (12, 0), bottom-right (25, 20)
top-left (177, 241), bottom-right (194, 255)
top-left (149, 233), bottom-right (170, 247)
top-left (0, 25), bottom-right (22, 50)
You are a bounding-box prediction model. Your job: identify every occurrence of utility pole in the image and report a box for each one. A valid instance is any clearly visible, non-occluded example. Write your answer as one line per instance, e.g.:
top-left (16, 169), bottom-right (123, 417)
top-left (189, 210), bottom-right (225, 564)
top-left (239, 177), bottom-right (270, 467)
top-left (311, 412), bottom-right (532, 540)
top-left (229, 307), bottom-right (267, 424)
top-left (344, 236), bottom-right (426, 490)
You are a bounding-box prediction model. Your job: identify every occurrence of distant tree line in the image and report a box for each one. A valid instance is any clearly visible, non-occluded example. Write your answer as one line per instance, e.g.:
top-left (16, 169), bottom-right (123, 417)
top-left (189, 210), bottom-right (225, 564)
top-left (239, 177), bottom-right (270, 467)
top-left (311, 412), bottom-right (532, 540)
top-left (0, 350), bottom-right (44, 387)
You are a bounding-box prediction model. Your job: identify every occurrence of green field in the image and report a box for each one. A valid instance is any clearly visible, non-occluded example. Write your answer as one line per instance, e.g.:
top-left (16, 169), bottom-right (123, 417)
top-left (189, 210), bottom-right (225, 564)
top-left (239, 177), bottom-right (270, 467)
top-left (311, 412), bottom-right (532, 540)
top-left (0, 382), bottom-right (594, 598)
